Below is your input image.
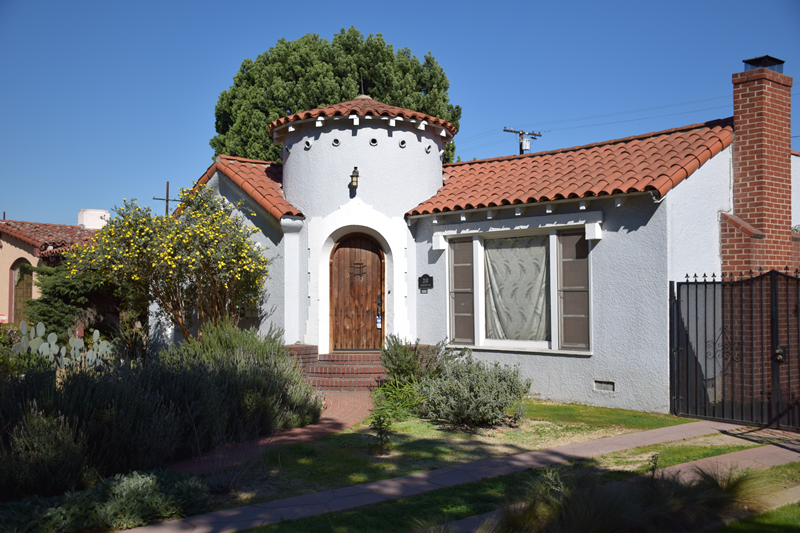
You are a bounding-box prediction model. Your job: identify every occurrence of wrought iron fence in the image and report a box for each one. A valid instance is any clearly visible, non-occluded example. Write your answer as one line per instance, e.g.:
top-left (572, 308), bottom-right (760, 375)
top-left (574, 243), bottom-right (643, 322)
top-left (670, 268), bottom-right (800, 430)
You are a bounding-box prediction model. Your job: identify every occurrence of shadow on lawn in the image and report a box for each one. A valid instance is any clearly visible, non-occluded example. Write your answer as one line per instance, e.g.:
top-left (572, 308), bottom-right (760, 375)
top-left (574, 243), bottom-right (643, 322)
top-left (193, 450), bottom-right (776, 533)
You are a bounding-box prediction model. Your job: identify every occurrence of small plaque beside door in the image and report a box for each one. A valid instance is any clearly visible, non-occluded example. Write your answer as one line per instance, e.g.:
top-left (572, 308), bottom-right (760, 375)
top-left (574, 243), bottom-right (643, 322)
top-left (419, 274), bottom-right (433, 294)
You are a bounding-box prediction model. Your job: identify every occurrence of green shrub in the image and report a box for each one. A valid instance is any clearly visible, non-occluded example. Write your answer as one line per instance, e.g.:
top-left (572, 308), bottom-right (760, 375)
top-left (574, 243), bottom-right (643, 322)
top-left (0, 324), bottom-right (21, 352)
top-left (417, 356), bottom-right (531, 426)
top-left (368, 409), bottom-right (393, 454)
top-left (484, 465), bottom-right (771, 533)
top-left (0, 320), bottom-right (323, 499)
top-left (56, 366), bottom-right (183, 475)
top-left (0, 469), bottom-right (208, 533)
top-left (0, 403), bottom-right (87, 498)
top-left (372, 376), bottom-right (423, 420)
top-left (380, 335), bottom-right (467, 383)
top-left (166, 318), bottom-right (286, 363)
top-left (0, 325), bottom-right (22, 376)
top-left (161, 319), bottom-right (323, 446)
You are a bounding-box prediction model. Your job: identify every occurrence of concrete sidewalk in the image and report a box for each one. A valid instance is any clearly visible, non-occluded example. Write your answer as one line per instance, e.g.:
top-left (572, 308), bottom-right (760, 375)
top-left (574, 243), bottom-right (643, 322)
top-left (442, 438), bottom-right (800, 533)
top-left (127, 419), bottom-right (799, 533)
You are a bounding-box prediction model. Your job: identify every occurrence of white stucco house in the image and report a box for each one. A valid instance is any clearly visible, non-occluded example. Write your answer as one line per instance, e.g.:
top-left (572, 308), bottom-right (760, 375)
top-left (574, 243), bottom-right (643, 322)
top-left (169, 56), bottom-right (797, 414)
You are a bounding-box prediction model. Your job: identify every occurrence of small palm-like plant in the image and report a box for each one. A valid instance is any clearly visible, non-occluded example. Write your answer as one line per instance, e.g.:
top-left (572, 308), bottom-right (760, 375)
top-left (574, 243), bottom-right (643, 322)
top-left (474, 464), bottom-right (772, 533)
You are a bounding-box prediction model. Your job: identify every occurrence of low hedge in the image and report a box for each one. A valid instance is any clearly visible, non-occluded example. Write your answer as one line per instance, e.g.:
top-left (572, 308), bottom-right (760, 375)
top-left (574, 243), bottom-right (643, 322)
top-left (0, 323), bottom-right (323, 499)
top-left (417, 356), bottom-right (531, 426)
top-left (0, 470), bottom-right (208, 533)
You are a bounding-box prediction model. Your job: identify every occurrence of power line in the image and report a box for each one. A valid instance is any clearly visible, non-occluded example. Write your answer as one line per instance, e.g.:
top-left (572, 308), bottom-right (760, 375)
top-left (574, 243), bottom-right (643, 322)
top-left (456, 91), bottom-right (799, 148)
top-left (550, 105), bottom-right (730, 132)
top-left (457, 104), bottom-right (730, 150)
top-left (455, 94), bottom-right (730, 145)
top-left (458, 105), bottom-right (732, 155)
top-left (511, 95), bottom-right (732, 129)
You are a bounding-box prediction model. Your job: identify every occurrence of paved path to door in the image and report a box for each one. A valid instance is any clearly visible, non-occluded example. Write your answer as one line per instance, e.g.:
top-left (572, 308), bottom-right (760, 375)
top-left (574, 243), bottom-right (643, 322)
top-left (131, 419), bottom-right (800, 533)
top-left (170, 391), bottom-right (373, 476)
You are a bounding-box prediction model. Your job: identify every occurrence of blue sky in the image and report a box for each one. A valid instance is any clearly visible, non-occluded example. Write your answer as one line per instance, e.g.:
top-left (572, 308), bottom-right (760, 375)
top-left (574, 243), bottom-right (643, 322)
top-left (1, 0), bottom-right (798, 225)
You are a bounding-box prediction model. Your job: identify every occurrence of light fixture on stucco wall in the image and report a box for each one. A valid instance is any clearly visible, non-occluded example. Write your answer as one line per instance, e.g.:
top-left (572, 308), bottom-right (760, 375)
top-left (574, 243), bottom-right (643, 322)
top-left (350, 167), bottom-right (360, 188)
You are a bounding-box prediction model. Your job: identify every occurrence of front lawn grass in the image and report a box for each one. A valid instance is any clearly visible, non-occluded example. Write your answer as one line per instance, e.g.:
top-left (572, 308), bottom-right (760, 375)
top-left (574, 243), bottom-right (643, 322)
top-left (590, 437), bottom-right (765, 483)
top-left (710, 503), bottom-right (800, 532)
top-left (525, 399), bottom-right (691, 431)
top-left (205, 399), bottom-right (688, 509)
top-left (245, 435), bottom-right (784, 533)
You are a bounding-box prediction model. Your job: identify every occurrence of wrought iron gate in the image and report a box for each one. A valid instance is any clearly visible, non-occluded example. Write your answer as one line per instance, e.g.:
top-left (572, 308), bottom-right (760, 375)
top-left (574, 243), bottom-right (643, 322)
top-left (670, 269), bottom-right (800, 430)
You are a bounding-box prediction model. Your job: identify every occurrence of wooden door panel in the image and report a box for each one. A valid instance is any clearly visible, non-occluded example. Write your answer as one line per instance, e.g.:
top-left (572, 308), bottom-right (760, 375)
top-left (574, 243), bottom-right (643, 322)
top-left (331, 234), bottom-right (384, 351)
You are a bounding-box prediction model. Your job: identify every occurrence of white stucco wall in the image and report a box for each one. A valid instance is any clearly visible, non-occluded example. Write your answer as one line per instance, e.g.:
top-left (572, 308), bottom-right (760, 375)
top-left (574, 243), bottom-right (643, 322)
top-left (280, 119), bottom-right (446, 219)
top-left (666, 146), bottom-right (732, 281)
top-left (412, 195), bottom-right (673, 413)
top-left (77, 209), bottom-right (110, 230)
top-left (278, 117), bottom-right (447, 352)
top-left (206, 172), bottom-right (288, 337)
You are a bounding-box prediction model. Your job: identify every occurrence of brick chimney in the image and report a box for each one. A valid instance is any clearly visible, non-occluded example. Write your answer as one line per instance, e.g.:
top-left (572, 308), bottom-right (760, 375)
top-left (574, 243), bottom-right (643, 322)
top-left (720, 56), bottom-right (797, 273)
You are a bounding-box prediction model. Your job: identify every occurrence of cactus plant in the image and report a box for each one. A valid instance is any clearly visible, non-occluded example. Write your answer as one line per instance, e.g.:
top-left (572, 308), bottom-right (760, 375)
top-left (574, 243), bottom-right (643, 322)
top-left (11, 320), bottom-right (112, 369)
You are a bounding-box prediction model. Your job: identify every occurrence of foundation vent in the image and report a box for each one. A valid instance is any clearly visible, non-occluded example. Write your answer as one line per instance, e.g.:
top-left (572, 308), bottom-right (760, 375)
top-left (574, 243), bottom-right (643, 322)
top-left (594, 380), bottom-right (615, 392)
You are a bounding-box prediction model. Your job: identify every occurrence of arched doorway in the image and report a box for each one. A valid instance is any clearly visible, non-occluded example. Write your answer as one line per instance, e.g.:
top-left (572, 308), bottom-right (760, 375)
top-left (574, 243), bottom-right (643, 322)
top-left (330, 233), bottom-right (385, 351)
top-left (10, 259), bottom-right (33, 323)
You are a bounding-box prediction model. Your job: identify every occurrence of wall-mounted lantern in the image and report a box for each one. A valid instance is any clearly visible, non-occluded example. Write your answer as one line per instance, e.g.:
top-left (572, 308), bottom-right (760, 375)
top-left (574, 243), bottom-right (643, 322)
top-left (350, 166), bottom-right (360, 188)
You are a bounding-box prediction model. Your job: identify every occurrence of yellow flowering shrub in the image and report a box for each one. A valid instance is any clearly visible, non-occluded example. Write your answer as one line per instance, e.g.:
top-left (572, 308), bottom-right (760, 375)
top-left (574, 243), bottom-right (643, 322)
top-left (66, 185), bottom-right (269, 339)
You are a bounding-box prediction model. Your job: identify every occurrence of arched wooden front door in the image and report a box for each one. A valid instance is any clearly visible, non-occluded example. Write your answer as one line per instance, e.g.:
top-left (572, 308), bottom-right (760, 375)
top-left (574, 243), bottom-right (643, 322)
top-left (330, 234), bottom-right (385, 351)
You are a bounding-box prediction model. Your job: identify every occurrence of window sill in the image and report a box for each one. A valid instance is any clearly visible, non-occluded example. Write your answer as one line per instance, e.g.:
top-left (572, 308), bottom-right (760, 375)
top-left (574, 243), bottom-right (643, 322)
top-left (450, 344), bottom-right (593, 357)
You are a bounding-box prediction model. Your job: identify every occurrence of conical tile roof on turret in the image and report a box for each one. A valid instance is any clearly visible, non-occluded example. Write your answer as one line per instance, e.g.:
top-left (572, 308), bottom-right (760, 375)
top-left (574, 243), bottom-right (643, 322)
top-left (268, 95), bottom-right (457, 138)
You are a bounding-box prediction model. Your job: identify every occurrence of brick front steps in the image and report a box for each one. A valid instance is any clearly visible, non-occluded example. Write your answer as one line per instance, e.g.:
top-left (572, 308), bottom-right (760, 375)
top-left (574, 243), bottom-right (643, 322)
top-left (286, 345), bottom-right (386, 390)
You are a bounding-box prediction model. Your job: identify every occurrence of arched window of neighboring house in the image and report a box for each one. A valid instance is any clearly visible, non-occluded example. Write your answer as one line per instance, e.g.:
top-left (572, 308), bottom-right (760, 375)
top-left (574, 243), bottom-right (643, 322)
top-left (10, 259), bottom-right (33, 323)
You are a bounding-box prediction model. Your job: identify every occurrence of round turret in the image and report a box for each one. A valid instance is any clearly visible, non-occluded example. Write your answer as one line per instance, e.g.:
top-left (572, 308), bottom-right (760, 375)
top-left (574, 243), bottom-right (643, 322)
top-left (270, 96), bottom-right (455, 218)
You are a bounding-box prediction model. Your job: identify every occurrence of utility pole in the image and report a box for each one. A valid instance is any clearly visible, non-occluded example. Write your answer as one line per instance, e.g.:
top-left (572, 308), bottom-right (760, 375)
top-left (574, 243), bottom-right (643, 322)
top-left (503, 128), bottom-right (542, 155)
top-left (153, 181), bottom-right (181, 216)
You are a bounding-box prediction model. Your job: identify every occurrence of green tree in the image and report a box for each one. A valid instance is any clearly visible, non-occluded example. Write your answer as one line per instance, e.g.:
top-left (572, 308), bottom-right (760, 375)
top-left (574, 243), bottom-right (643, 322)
top-left (210, 27), bottom-right (462, 163)
top-left (66, 185), bottom-right (270, 340)
top-left (23, 264), bottom-right (121, 344)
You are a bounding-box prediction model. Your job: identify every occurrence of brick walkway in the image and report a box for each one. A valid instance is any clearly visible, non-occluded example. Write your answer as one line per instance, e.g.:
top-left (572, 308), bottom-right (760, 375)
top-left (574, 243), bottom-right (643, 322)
top-left (169, 391), bottom-right (373, 476)
top-left (130, 420), bottom-right (800, 533)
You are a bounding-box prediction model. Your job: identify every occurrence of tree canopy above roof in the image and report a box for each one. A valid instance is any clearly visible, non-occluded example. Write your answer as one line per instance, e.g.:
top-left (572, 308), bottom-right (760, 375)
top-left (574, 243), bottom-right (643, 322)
top-left (210, 27), bottom-right (462, 163)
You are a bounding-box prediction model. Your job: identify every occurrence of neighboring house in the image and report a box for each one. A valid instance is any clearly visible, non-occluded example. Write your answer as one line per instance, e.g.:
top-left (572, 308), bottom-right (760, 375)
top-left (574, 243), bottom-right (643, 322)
top-left (166, 56), bottom-right (796, 413)
top-left (0, 210), bottom-right (107, 324)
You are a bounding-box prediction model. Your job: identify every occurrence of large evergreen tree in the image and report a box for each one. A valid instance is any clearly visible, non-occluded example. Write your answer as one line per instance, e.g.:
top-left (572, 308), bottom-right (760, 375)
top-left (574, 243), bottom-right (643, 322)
top-left (210, 27), bottom-right (461, 163)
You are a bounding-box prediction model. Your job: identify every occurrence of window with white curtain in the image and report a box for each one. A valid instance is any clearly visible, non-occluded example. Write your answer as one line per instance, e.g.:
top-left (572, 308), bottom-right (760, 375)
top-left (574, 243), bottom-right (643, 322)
top-left (448, 230), bottom-right (591, 351)
top-left (484, 235), bottom-right (550, 341)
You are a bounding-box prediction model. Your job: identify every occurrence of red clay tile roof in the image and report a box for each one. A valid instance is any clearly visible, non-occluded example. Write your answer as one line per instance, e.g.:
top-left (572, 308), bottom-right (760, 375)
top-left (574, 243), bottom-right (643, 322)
top-left (268, 95), bottom-right (457, 138)
top-left (195, 155), bottom-right (302, 220)
top-left (0, 220), bottom-right (96, 257)
top-left (408, 118), bottom-right (734, 216)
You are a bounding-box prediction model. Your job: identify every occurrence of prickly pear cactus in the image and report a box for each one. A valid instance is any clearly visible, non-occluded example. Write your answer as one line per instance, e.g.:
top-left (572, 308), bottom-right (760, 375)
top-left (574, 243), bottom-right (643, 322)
top-left (10, 321), bottom-right (112, 369)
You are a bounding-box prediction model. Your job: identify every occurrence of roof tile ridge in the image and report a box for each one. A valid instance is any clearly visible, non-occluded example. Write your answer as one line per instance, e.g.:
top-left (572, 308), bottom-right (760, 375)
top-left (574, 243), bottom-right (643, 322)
top-left (217, 154), bottom-right (278, 165)
top-left (270, 97), bottom-right (456, 136)
top-left (0, 219), bottom-right (84, 230)
top-left (0, 227), bottom-right (44, 248)
top-left (442, 117), bottom-right (735, 169)
top-left (792, 150), bottom-right (800, 157)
